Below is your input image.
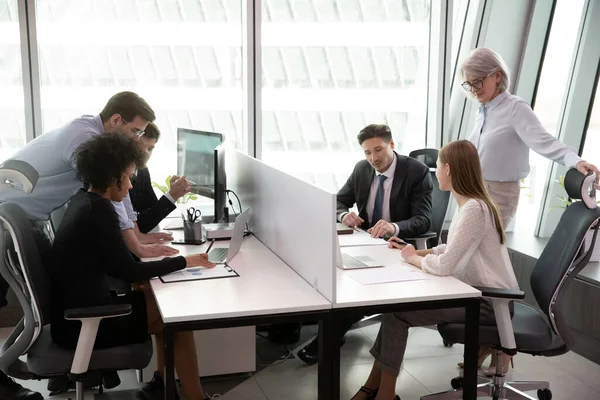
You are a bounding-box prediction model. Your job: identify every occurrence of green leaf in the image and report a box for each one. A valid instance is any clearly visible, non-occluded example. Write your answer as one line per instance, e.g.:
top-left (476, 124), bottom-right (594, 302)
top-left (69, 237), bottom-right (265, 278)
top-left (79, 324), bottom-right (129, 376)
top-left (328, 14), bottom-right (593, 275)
top-left (151, 182), bottom-right (168, 194)
top-left (165, 175), bottom-right (173, 190)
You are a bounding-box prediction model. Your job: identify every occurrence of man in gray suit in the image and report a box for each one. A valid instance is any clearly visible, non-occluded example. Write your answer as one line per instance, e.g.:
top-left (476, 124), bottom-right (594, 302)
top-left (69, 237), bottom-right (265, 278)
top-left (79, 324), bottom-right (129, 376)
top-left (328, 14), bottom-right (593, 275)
top-left (297, 123), bottom-right (433, 364)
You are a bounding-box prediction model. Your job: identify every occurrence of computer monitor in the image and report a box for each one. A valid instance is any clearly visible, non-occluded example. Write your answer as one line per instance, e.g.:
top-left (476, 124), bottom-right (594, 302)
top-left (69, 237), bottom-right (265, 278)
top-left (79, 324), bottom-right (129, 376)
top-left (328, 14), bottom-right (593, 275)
top-left (177, 128), bottom-right (223, 198)
top-left (214, 143), bottom-right (227, 223)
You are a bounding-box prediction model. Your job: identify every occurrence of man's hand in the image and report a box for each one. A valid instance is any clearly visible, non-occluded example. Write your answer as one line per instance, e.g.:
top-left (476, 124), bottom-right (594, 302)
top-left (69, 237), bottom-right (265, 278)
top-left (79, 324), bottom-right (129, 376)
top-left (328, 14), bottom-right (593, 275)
top-left (388, 236), bottom-right (408, 250)
top-left (168, 175), bottom-right (191, 201)
top-left (367, 220), bottom-right (394, 238)
top-left (138, 244), bottom-right (179, 258)
top-left (342, 212), bottom-right (364, 228)
top-left (139, 232), bottom-right (174, 244)
top-left (185, 253), bottom-right (216, 269)
top-left (576, 161), bottom-right (600, 183)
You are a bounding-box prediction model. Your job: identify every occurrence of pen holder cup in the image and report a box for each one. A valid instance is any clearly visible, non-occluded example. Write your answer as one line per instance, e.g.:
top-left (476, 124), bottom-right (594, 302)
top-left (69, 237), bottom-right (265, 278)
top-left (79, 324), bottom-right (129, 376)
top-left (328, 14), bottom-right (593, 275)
top-left (183, 221), bottom-right (203, 243)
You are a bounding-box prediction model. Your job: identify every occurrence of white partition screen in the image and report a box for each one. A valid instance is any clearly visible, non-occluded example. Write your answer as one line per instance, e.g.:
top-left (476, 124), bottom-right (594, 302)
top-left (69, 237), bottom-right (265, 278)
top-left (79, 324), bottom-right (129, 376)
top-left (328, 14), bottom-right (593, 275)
top-left (227, 150), bottom-right (336, 302)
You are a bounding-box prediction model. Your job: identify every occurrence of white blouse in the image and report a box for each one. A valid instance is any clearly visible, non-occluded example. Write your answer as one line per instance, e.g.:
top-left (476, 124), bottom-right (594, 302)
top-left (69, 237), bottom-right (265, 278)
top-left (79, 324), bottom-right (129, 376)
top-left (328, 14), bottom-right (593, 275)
top-left (467, 91), bottom-right (581, 182)
top-left (421, 198), bottom-right (519, 290)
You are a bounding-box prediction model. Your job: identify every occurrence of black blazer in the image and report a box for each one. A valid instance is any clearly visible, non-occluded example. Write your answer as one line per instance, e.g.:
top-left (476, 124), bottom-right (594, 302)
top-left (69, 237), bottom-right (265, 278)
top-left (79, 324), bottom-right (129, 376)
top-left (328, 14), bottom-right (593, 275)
top-left (130, 167), bottom-right (177, 233)
top-left (336, 152), bottom-right (433, 237)
top-left (50, 190), bottom-right (185, 311)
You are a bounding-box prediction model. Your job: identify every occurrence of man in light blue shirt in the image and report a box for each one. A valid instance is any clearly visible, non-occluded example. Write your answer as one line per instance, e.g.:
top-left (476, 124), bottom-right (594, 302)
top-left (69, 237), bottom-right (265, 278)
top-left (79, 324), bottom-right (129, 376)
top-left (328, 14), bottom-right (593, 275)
top-left (0, 91), bottom-right (178, 258)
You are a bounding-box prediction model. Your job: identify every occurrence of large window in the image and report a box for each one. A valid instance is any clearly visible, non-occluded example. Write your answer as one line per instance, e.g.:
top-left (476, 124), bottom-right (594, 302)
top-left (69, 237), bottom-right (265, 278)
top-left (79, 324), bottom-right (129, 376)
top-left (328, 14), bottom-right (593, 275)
top-left (35, 0), bottom-right (244, 186)
top-left (581, 84), bottom-right (600, 164)
top-left (513, 0), bottom-right (586, 234)
top-left (260, 0), bottom-right (431, 193)
top-left (0, 0), bottom-right (26, 161)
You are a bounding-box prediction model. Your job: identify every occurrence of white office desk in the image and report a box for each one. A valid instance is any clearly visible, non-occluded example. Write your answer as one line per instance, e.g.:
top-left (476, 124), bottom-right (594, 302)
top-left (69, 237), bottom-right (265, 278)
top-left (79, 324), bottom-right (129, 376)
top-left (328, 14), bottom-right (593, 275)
top-left (148, 235), bottom-right (333, 400)
top-left (331, 245), bottom-right (482, 400)
top-left (336, 245), bottom-right (481, 308)
top-left (150, 235), bottom-right (331, 323)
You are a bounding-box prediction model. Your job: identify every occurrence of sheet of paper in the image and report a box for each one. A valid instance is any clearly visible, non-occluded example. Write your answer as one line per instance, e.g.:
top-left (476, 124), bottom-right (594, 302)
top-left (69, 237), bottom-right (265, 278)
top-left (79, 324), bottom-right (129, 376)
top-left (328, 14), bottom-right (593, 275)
top-left (345, 265), bottom-right (430, 285)
top-left (160, 265), bottom-right (238, 283)
top-left (338, 230), bottom-right (389, 247)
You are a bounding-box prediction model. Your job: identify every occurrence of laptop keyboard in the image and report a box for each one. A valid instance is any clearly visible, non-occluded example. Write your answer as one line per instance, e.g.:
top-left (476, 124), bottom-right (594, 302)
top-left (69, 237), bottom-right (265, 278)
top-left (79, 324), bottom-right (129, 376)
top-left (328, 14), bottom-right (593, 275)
top-left (208, 247), bottom-right (228, 263)
top-left (162, 218), bottom-right (184, 230)
top-left (342, 253), bottom-right (367, 269)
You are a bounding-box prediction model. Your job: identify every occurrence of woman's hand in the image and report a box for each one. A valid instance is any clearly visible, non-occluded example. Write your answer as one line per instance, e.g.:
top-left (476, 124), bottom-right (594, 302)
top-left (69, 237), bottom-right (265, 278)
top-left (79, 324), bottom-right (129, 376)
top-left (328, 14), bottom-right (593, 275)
top-left (576, 161), bottom-right (600, 183)
top-left (388, 236), bottom-right (408, 249)
top-left (185, 253), bottom-right (216, 269)
top-left (140, 231), bottom-right (174, 244)
top-left (400, 244), bottom-right (417, 260)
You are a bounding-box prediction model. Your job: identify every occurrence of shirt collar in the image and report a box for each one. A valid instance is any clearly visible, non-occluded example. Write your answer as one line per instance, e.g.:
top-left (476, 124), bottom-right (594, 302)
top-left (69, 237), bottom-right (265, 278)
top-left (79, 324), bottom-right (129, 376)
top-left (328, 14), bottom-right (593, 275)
top-left (377, 151), bottom-right (397, 179)
top-left (483, 90), bottom-right (509, 112)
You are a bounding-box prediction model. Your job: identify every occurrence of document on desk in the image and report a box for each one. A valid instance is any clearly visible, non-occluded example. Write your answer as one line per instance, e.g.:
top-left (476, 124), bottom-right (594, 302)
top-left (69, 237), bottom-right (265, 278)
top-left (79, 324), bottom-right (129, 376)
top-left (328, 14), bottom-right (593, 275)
top-left (338, 230), bottom-right (389, 247)
top-left (160, 265), bottom-right (239, 283)
top-left (345, 265), bottom-right (430, 285)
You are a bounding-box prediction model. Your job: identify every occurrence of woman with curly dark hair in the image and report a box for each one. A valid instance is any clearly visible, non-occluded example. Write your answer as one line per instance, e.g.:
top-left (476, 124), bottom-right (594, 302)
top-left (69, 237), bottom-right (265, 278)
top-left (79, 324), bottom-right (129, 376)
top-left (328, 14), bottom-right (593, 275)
top-left (50, 133), bottom-right (218, 400)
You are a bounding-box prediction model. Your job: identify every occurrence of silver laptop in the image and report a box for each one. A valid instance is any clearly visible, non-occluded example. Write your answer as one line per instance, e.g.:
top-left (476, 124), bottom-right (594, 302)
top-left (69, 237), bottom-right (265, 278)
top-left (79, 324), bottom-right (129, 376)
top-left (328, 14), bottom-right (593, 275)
top-left (208, 208), bottom-right (250, 264)
top-left (335, 237), bottom-right (384, 270)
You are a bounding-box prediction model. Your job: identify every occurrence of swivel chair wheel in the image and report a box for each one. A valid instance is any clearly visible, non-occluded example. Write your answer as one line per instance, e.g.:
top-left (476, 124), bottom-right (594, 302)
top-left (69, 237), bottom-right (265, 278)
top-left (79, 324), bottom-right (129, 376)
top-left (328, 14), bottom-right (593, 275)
top-left (443, 340), bottom-right (453, 347)
top-left (450, 377), bottom-right (463, 389)
top-left (537, 388), bottom-right (552, 400)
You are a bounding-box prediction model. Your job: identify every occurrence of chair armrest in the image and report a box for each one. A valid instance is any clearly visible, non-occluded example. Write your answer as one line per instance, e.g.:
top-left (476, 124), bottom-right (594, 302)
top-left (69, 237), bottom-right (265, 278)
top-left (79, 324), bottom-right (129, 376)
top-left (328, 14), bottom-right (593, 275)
top-left (64, 304), bottom-right (132, 320)
top-left (64, 304), bottom-right (132, 376)
top-left (106, 276), bottom-right (132, 297)
top-left (481, 294), bottom-right (519, 355)
top-left (473, 286), bottom-right (525, 300)
top-left (404, 231), bottom-right (437, 240)
top-left (404, 232), bottom-right (437, 250)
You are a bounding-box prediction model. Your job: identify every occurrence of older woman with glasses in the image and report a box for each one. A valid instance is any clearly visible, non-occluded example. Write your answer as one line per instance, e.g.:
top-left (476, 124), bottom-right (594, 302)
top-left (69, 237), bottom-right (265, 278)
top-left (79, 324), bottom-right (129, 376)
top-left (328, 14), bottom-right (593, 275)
top-left (457, 47), bottom-right (599, 375)
top-left (461, 47), bottom-right (598, 229)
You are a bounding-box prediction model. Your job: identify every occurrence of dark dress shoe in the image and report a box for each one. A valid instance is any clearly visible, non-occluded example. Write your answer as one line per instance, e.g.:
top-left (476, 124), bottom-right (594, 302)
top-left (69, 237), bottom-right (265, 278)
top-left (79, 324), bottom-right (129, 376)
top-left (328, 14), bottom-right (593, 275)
top-left (296, 337), bottom-right (347, 365)
top-left (297, 338), bottom-right (319, 364)
top-left (0, 371), bottom-right (43, 400)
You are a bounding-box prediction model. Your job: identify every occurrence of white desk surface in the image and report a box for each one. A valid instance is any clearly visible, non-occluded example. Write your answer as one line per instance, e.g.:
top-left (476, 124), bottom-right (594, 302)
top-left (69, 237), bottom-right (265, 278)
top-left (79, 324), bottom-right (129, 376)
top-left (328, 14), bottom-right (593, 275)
top-left (336, 245), bottom-right (481, 309)
top-left (338, 229), bottom-right (389, 247)
top-left (147, 235), bottom-right (331, 324)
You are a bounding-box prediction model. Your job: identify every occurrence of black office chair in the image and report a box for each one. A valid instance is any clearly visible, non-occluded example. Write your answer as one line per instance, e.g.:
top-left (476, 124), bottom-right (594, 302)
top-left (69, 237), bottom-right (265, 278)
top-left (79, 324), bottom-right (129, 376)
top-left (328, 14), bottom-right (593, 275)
top-left (406, 148), bottom-right (450, 249)
top-left (423, 169), bottom-right (600, 400)
top-left (0, 202), bottom-right (153, 400)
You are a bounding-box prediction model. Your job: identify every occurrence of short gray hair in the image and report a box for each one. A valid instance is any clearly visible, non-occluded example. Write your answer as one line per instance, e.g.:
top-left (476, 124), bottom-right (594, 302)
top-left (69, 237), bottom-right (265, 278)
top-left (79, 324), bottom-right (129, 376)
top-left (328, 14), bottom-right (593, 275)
top-left (460, 47), bottom-right (510, 92)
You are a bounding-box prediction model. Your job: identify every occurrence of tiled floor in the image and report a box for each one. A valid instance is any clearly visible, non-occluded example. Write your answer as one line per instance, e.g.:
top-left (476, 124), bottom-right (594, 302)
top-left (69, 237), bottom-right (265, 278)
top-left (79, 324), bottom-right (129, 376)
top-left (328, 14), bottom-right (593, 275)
top-left (3, 321), bottom-right (600, 400)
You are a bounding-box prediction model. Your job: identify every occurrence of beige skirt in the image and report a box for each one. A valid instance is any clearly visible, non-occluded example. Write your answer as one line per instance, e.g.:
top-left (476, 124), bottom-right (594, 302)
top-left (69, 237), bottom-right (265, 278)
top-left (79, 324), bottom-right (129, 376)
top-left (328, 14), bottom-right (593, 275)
top-left (484, 180), bottom-right (520, 229)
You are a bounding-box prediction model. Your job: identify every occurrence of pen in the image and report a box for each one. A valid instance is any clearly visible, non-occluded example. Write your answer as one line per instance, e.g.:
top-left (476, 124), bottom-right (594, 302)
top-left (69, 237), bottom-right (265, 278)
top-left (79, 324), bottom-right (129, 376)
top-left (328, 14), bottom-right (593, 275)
top-left (206, 239), bottom-right (215, 253)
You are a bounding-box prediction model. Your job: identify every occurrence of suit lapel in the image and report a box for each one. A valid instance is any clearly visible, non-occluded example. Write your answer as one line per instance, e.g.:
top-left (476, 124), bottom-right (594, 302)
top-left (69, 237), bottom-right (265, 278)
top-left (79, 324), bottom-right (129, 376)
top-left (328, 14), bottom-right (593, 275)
top-left (357, 163), bottom-right (375, 216)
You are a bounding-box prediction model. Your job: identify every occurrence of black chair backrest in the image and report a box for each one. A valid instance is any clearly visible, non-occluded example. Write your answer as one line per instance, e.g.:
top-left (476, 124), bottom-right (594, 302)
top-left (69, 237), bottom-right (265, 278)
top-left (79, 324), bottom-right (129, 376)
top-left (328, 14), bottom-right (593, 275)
top-left (0, 203), bottom-right (52, 377)
top-left (409, 148), bottom-right (450, 246)
top-left (531, 170), bottom-right (600, 348)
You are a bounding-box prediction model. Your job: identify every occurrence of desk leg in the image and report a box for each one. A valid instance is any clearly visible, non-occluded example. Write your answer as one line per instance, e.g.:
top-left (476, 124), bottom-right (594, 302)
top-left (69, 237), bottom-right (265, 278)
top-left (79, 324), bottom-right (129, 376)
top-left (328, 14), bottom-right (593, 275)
top-left (463, 299), bottom-right (480, 400)
top-left (163, 327), bottom-right (176, 400)
top-left (318, 312), bottom-right (340, 400)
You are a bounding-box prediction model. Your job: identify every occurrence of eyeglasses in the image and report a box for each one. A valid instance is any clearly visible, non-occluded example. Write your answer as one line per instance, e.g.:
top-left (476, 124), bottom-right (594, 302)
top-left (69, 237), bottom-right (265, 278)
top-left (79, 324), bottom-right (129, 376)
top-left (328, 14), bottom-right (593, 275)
top-left (122, 119), bottom-right (145, 137)
top-left (461, 76), bottom-right (488, 92)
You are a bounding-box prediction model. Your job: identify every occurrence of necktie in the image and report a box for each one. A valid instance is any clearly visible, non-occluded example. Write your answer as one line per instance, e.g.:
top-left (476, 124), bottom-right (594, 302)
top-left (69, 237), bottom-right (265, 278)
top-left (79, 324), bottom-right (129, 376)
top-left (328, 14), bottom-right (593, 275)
top-left (371, 175), bottom-right (387, 227)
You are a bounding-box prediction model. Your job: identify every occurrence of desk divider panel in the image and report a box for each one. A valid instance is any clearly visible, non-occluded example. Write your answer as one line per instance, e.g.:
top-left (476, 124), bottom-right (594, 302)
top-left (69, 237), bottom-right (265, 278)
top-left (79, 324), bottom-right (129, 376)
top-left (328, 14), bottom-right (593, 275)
top-left (227, 150), bottom-right (337, 303)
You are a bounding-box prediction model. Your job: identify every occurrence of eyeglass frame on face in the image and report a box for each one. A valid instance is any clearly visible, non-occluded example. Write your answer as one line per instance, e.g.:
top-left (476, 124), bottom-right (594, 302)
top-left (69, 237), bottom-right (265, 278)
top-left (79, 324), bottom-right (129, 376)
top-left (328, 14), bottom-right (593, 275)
top-left (120, 117), bottom-right (145, 137)
top-left (461, 73), bottom-right (492, 93)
